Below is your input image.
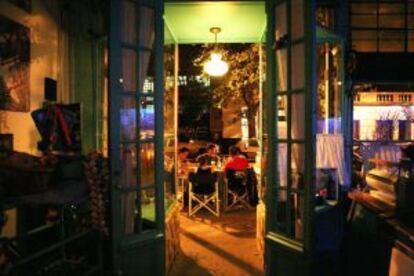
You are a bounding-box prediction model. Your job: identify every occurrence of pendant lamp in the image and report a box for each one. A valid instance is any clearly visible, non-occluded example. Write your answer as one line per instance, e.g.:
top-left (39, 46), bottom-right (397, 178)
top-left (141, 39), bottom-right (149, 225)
top-left (204, 27), bottom-right (229, 77)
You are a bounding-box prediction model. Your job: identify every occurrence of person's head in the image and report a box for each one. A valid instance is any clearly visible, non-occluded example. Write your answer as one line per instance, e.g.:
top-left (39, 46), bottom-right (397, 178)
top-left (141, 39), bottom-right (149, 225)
top-left (229, 146), bottom-right (241, 157)
top-left (206, 143), bottom-right (217, 155)
top-left (178, 147), bottom-right (190, 161)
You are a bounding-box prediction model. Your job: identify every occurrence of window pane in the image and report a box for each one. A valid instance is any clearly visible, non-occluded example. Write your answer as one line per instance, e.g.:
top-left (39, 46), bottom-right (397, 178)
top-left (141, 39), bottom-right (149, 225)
top-left (140, 96), bottom-right (155, 139)
top-left (275, 3), bottom-right (287, 43)
top-left (122, 49), bottom-right (137, 91)
top-left (291, 143), bottom-right (305, 190)
top-left (352, 15), bottom-right (377, 28)
top-left (378, 4), bottom-right (404, 14)
top-left (351, 4), bottom-right (377, 14)
top-left (141, 187), bottom-right (157, 228)
top-left (139, 7), bottom-right (154, 49)
top-left (122, 0), bottom-right (136, 44)
top-left (292, 94), bottom-right (305, 140)
top-left (277, 95), bottom-right (288, 139)
top-left (121, 96), bottom-right (137, 142)
top-left (138, 51), bottom-right (155, 93)
top-left (276, 49), bottom-right (287, 91)
top-left (379, 15), bottom-right (404, 28)
top-left (408, 15), bottom-right (414, 29)
top-left (352, 31), bottom-right (377, 52)
top-left (120, 144), bottom-right (137, 188)
top-left (291, 0), bottom-right (304, 40)
top-left (278, 143), bottom-right (288, 189)
top-left (291, 43), bottom-right (305, 90)
top-left (140, 142), bottom-right (155, 187)
top-left (379, 31), bottom-right (404, 52)
top-left (409, 32), bottom-right (414, 52)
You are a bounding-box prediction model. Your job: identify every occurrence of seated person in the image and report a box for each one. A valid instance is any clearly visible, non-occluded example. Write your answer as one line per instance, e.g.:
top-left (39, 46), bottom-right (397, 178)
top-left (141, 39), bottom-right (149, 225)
top-left (225, 146), bottom-right (249, 172)
top-left (189, 159), bottom-right (217, 195)
top-left (196, 143), bottom-right (220, 166)
top-left (177, 147), bottom-right (190, 176)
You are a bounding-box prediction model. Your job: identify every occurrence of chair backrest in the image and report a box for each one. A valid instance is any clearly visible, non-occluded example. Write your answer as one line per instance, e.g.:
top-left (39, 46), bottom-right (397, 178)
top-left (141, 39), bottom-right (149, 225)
top-left (226, 169), bottom-right (247, 188)
top-left (189, 169), bottom-right (217, 194)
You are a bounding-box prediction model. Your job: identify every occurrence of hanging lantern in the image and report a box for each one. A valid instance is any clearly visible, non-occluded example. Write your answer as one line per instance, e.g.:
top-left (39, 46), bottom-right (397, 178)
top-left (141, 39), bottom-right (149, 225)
top-left (204, 27), bottom-right (229, 77)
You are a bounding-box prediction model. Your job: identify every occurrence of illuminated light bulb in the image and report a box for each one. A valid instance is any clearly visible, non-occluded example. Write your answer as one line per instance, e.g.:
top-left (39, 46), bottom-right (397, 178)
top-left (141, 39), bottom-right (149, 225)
top-left (204, 53), bottom-right (229, 77)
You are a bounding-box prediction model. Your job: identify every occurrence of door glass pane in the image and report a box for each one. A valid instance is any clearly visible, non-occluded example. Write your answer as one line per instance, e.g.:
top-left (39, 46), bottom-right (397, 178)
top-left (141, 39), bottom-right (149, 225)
top-left (138, 51), bottom-right (155, 93)
top-left (120, 96), bottom-right (137, 141)
top-left (140, 142), bottom-right (155, 187)
top-left (122, 191), bottom-right (139, 234)
top-left (277, 95), bottom-right (288, 139)
top-left (278, 143), bottom-right (288, 189)
top-left (140, 96), bottom-right (155, 139)
top-left (139, 6), bottom-right (155, 49)
top-left (291, 0), bottom-right (304, 40)
top-left (352, 31), bottom-right (377, 52)
top-left (275, 3), bottom-right (287, 43)
top-left (141, 187), bottom-right (157, 229)
top-left (291, 43), bottom-right (304, 90)
top-left (120, 144), bottom-right (137, 188)
top-left (292, 192), bottom-right (304, 240)
top-left (291, 143), bottom-right (305, 190)
top-left (122, 0), bottom-right (136, 44)
top-left (351, 15), bottom-right (377, 28)
top-left (379, 31), bottom-right (404, 52)
top-left (276, 49), bottom-right (287, 91)
top-left (291, 93), bottom-right (305, 139)
top-left (317, 43), bottom-right (343, 134)
top-left (122, 49), bottom-right (137, 91)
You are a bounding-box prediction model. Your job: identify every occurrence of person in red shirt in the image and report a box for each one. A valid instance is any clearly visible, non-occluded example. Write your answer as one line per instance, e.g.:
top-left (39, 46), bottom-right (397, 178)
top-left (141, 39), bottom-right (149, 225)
top-left (225, 146), bottom-right (249, 171)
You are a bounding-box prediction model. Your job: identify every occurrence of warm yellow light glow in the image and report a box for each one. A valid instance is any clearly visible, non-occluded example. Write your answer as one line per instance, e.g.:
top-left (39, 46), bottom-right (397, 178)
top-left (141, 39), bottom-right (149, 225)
top-left (204, 53), bottom-right (229, 77)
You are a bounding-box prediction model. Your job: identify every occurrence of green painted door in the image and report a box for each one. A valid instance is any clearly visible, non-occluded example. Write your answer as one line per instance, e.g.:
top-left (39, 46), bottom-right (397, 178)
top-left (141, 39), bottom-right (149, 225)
top-left (109, 0), bottom-right (165, 275)
top-left (264, 0), bottom-right (316, 275)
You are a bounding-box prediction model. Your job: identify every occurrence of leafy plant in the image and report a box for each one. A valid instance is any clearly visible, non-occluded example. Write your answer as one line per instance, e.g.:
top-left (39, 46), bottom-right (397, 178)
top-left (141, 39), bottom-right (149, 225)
top-left (194, 44), bottom-right (261, 137)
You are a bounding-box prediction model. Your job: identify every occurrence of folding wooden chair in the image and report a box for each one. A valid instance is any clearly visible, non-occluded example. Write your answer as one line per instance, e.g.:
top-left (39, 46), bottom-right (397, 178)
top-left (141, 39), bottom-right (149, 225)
top-left (225, 169), bottom-right (251, 211)
top-left (188, 171), bottom-right (220, 217)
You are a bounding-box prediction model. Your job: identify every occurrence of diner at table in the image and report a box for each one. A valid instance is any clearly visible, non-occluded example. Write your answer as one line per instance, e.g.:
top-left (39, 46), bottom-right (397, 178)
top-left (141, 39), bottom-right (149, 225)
top-left (177, 144), bottom-right (259, 216)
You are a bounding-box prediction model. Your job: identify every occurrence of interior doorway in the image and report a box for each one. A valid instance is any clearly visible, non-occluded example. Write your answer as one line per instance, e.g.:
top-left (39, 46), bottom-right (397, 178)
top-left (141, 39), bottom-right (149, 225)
top-left (163, 2), bottom-right (267, 275)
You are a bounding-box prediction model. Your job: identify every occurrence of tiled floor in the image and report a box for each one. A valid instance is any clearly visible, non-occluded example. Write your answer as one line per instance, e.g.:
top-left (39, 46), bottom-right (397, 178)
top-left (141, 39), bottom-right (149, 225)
top-left (169, 208), bottom-right (264, 276)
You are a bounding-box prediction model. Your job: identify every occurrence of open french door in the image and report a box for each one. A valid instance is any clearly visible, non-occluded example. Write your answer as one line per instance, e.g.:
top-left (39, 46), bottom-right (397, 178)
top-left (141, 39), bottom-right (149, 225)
top-left (109, 0), bottom-right (165, 275)
top-left (264, 0), bottom-right (316, 275)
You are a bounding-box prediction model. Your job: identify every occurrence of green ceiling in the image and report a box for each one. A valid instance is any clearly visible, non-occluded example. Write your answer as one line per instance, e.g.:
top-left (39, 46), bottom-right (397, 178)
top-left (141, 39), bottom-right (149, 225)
top-left (164, 1), bottom-right (266, 44)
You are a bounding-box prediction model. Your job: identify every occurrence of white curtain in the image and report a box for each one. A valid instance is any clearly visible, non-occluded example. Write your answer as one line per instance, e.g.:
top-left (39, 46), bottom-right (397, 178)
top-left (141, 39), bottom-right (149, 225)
top-left (316, 134), bottom-right (350, 188)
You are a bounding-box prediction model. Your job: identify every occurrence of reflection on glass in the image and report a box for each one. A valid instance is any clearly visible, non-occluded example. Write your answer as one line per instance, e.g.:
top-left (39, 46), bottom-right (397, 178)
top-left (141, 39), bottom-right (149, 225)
top-left (140, 96), bottom-right (155, 139)
top-left (138, 51), bottom-right (155, 93)
top-left (275, 3), bottom-right (287, 42)
top-left (278, 143), bottom-right (288, 189)
top-left (277, 95), bottom-right (287, 139)
top-left (292, 192), bottom-right (304, 240)
top-left (276, 49), bottom-right (287, 92)
top-left (120, 144), bottom-right (137, 188)
top-left (316, 43), bottom-right (342, 134)
top-left (292, 94), bottom-right (305, 139)
top-left (122, 49), bottom-right (137, 91)
top-left (276, 189), bottom-right (287, 233)
top-left (291, 43), bottom-right (304, 90)
top-left (122, 191), bottom-right (137, 234)
top-left (139, 7), bottom-right (154, 49)
top-left (291, 143), bottom-right (305, 190)
top-left (141, 188), bottom-right (156, 228)
top-left (291, 0), bottom-right (304, 40)
top-left (120, 97), bottom-right (136, 141)
top-left (121, 0), bottom-right (136, 44)
top-left (140, 142), bottom-right (155, 187)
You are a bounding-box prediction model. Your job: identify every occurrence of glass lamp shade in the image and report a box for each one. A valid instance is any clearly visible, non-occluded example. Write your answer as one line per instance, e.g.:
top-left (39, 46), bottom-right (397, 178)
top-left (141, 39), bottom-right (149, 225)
top-left (204, 53), bottom-right (229, 77)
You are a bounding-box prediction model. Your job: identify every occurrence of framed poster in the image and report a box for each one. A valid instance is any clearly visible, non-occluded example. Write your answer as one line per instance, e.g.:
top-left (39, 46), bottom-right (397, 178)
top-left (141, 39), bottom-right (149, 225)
top-left (0, 15), bottom-right (30, 112)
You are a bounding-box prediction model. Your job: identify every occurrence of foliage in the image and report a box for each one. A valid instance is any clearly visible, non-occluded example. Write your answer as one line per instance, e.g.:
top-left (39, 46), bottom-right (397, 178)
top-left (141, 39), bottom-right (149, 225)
top-left (194, 44), bottom-right (261, 136)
